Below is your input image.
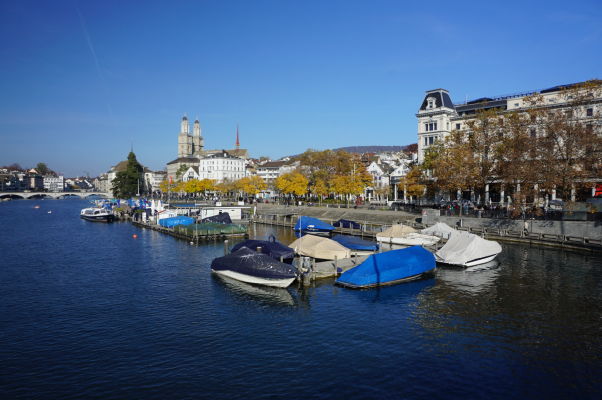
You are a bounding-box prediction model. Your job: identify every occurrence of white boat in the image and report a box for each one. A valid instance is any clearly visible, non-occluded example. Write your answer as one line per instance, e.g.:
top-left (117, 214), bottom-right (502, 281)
top-left (435, 231), bottom-right (502, 267)
top-left (421, 222), bottom-right (456, 239)
top-left (80, 207), bottom-right (114, 222)
top-left (376, 224), bottom-right (440, 246)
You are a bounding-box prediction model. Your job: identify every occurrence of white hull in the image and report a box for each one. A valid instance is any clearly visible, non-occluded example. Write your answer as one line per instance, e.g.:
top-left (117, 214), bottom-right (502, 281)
top-left (376, 233), bottom-right (440, 247)
top-left (437, 253), bottom-right (499, 267)
top-left (211, 269), bottom-right (296, 288)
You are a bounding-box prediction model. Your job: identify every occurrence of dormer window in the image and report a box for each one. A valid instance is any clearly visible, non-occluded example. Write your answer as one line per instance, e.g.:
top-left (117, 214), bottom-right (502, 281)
top-left (426, 96), bottom-right (436, 109)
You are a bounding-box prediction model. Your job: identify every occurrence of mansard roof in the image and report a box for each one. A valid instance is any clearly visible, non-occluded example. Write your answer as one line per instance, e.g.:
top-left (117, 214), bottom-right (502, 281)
top-left (419, 89), bottom-right (454, 111)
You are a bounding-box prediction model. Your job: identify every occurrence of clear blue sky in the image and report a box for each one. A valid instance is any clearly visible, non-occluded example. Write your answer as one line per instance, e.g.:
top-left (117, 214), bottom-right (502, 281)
top-left (1, 0), bottom-right (600, 177)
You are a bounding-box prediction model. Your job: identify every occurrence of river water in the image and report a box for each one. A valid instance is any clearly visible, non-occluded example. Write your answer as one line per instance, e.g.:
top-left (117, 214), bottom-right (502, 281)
top-left (0, 199), bottom-right (600, 399)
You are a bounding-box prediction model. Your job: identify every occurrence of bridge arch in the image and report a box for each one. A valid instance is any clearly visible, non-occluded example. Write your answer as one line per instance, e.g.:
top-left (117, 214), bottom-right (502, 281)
top-left (56, 193), bottom-right (83, 199)
top-left (0, 193), bottom-right (25, 199)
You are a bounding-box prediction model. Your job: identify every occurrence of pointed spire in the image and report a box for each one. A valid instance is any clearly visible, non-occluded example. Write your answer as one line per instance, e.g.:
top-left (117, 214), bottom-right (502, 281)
top-left (236, 124), bottom-right (240, 149)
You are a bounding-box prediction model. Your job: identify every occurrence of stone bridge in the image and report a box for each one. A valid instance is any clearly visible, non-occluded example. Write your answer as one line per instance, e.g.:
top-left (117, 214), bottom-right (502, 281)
top-left (0, 192), bottom-right (110, 199)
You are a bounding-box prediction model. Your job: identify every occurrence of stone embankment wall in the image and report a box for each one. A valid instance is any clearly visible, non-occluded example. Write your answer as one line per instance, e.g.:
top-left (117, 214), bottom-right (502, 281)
top-left (423, 213), bottom-right (602, 240)
top-left (255, 204), bottom-right (417, 225)
top-left (255, 204), bottom-right (602, 241)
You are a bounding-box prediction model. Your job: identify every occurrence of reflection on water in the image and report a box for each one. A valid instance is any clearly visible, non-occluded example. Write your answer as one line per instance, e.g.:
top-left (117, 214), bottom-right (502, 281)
top-left (212, 274), bottom-right (296, 307)
top-left (435, 261), bottom-right (500, 294)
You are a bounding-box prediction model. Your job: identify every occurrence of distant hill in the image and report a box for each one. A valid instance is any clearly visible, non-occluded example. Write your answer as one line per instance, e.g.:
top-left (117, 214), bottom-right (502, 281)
top-left (333, 145), bottom-right (416, 154)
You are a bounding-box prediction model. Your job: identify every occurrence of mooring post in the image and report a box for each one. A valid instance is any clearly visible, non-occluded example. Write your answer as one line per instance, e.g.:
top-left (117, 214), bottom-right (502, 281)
top-left (256, 246), bottom-right (262, 253)
top-left (224, 239), bottom-right (229, 255)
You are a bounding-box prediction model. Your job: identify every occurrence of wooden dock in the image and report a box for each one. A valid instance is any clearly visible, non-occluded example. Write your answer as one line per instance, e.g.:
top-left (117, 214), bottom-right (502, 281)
top-left (132, 221), bottom-right (248, 244)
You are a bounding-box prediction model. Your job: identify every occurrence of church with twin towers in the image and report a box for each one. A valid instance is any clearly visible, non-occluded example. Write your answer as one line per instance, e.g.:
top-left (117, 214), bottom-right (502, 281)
top-left (166, 115), bottom-right (249, 182)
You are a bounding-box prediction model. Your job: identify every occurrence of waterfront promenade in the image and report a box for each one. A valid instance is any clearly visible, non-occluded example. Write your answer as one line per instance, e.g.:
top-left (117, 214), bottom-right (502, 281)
top-left (253, 203), bottom-right (602, 250)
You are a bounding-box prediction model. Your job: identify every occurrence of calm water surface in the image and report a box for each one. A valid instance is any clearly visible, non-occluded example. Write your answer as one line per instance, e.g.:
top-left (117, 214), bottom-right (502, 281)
top-left (1, 199), bottom-right (600, 399)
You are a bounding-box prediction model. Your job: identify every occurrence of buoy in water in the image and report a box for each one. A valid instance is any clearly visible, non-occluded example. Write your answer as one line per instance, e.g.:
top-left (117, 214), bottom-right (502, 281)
top-left (132, 234), bottom-right (138, 239)
top-left (48, 211), bottom-right (52, 214)
top-left (34, 205), bottom-right (40, 209)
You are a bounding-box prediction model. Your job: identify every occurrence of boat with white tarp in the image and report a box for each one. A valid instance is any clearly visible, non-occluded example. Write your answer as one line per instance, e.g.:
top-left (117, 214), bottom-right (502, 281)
top-left (376, 224), bottom-right (440, 246)
top-left (435, 231), bottom-right (502, 267)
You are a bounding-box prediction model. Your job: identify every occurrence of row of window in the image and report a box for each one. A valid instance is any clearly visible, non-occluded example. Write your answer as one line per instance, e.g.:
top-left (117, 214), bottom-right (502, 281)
top-left (424, 122), bottom-right (438, 132)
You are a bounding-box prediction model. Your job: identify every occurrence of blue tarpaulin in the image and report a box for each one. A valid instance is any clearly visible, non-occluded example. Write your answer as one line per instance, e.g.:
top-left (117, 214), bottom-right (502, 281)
top-left (331, 235), bottom-right (379, 251)
top-left (159, 216), bottom-right (195, 228)
top-left (336, 246), bottom-right (435, 289)
top-left (294, 216), bottom-right (335, 232)
top-left (333, 219), bottom-right (361, 229)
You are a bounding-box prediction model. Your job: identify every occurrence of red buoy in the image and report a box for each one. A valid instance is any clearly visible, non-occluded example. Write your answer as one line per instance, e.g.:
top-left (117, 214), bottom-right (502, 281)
top-left (132, 234), bottom-right (138, 239)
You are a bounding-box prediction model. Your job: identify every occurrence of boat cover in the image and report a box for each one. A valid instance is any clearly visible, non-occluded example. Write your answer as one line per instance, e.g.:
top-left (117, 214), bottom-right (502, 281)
top-left (294, 216), bottom-right (335, 232)
top-left (289, 234), bottom-right (351, 260)
top-left (333, 219), bottom-right (361, 229)
top-left (336, 246), bottom-right (435, 288)
top-left (376, 224), bottom-right (417, 239)
top-left (211, 247), bottom-right (297, 280)
top-left (436, 231), bottom-right (502, 266)
top-left (421, 222), bottom-right (456, 239)
top-left (158, 216), bottom-right (195, 228)
top-left (202, 212), bottom-right (232, 224)
top-left (331, 235), bottom-right (379, 251)
top-left (231, 239), bottom-right (295, 261)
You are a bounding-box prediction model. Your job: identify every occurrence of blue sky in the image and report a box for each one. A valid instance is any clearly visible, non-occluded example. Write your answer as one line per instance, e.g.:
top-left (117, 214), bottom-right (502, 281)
top-left (0, 0), bottom-right (600, 177)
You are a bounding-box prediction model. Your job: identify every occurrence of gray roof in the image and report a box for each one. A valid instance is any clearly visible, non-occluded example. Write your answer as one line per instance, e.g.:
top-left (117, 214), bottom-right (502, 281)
top-left (419, 89), bottom-right (454, 111)
top-left (166, 156), bottom-right (199, 165)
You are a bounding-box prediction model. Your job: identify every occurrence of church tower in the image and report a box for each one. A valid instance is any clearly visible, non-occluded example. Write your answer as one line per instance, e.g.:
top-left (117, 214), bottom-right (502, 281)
top-left (178, 115), bottom-right (191, 157)
top-left (192, 119), bottom-right (204, 157)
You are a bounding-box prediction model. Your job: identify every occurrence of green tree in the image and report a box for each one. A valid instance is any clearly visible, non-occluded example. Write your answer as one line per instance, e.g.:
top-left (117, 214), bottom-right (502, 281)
top-left (111, 151), bottom-right (144, 198)
top-left (36, 162), bottom-right (52, 176)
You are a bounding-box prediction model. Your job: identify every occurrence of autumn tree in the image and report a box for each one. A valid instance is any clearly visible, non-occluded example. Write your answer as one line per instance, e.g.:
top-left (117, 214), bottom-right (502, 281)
top-left (309, 178), bottom-right (329, 204)
top-left (524, 81), bottom-right (602, 201)
top-left (236, 176), bottom-right (267, 196)
top-left (275, 171), bottom-right (308, 202)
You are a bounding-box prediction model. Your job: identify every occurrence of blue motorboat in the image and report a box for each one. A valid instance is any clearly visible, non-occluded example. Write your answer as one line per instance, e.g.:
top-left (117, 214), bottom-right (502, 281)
top-left (335, 246), bottom-right (435, 289)
top-left (331, 234), bottom-right (379, 252)
top-left (294, 216), bottom-right (335, 232)
top-left (230, 236), bottom-right (295, 263)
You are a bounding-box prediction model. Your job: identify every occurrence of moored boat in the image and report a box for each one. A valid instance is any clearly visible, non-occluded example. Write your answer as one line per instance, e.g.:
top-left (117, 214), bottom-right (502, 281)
top-left (435, 231), bottom-right (502, 267)
top-left (230, 236), bottom-right (295, 263)
top-left (211, 247), bottom-right (298, 288)
top-left (294, 216), bottom-right (335, 233)
top-left (80, 207), bottom-right (114, 222)
top-left (331, 234), bottom-right (379, 255)
top-left (335, 246), bottom-right (436, 289)
top-left (289, 234), bottom-right (351, 260)
top-left (376, 224), bottom-right (440, 246)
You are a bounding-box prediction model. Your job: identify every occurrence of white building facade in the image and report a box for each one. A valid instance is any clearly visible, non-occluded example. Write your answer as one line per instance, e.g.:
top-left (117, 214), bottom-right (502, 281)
top-left (198, 151), bottom-right (246, 182)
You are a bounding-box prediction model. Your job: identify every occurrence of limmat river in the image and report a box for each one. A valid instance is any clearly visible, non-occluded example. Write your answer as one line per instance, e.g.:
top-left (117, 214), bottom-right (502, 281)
top-left (0, 199), bottom-right (600, 400)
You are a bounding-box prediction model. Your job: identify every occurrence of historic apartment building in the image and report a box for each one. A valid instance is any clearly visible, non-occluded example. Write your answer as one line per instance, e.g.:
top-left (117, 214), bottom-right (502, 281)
top-left (416, 81), bottom-right (601, 163)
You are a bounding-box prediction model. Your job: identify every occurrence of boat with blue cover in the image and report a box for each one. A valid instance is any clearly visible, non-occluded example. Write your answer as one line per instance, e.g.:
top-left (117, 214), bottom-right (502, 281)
top-left (294, 216), bottom-right (335, 233)
top-left (335, 246), bottom-right (436, 289)
top-left (331, 234), bottom-right (379, 253)
top-left (230, 236), bottom-right (295, 263)
top-left (211, 247), bottom-right (298, 288)
top-left (333, 219), bottom-right (361, 229)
